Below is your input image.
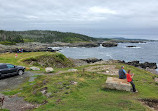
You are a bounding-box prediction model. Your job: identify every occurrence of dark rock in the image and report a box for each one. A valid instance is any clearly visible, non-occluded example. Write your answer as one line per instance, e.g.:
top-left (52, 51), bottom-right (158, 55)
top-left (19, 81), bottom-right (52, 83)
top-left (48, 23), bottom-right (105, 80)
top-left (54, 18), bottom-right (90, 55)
top-left (140, 62), bottom-right (157, 69)
top-left (117, 60), bottom-right (125, 63)
top-left (51, 42), bottom-right (99, 47)
top-left (129, 41), bottom-right (146, 43)
top-left (127, 61), bottom-right (140, 67)
top-left (126, 46), bottom-right (137, 47)
top-left (80, 58), bottom-right (103, 63)
top-left (102, 42), bottom-right (118, 47)
top-left (71, 42), bottom-right (99, 47)
top-left (126, 61), bottom-right (157, 69)
top-left (139, 98), bottom-right (158, 110)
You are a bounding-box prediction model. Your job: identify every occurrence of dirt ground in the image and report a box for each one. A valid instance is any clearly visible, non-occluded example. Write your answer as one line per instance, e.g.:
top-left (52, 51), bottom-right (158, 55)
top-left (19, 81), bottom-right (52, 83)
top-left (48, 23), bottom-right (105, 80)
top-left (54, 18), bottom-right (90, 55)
top-left (0, 72), bottom-right (41, 111)
top-left (85, 65), bottom-right (118, 76)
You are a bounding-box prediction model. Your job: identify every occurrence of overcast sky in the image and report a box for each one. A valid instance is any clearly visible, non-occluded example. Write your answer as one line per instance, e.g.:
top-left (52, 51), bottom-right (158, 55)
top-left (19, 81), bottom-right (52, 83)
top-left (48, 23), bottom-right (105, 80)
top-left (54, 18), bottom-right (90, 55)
top-left (0, 0), bottom-right (158, 39)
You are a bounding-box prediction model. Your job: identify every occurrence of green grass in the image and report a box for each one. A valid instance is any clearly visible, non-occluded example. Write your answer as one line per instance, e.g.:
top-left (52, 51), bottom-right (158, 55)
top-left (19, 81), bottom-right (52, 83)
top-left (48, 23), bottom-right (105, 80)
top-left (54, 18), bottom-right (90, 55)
top-left (0, 41), bottom-right (16, 45)
top-left (0, 109), bottom-right (10, 111)
top-left (0, 52), bottom-right (74, 71)
top-left (0, 52), bottom-right (157, 110)
top-left (2, 89), bottom-right (20, 96)
top-left (0, 52), bottom-right (51, 66)
top-left (4, 64), bottom-right (157, 111)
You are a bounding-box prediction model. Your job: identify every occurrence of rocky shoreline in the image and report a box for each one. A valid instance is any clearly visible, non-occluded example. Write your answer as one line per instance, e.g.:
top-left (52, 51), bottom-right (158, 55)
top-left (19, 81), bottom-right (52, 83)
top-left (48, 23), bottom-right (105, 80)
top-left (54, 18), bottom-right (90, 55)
top-left (0, 42), bottom-right (119, 53)
top-left (119, 60), bottom-right (157, 69)
top-left (0, 41), bottom-right (157, 74)
top-left (69, 58), bottom-right (158, 73)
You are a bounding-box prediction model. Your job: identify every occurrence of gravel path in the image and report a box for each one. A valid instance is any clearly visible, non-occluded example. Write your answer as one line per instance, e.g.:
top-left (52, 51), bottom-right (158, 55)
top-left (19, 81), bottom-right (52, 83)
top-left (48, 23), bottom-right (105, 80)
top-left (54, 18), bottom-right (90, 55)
top-left (0, 71), bottom-right (41, 111)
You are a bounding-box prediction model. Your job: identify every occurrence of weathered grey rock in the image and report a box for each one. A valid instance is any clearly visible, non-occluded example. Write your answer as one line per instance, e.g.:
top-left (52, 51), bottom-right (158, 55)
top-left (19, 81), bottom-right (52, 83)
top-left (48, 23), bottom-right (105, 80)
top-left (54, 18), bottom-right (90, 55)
top-left (40, 87), bottom-right (48, 95)
top-left (105, 77), bottom-right (131, 91)
top-left (68, 69), bottom-right (78, 72)
top-left (155, 78), bottom-right (158, 83)
top-left (45, 92), bottom-right (52, 97)
top-left (30, 67), bottom-right (40, 71)
top-left (45, 67), bottom-right (54, 73)
top-left (21, 104), bottom-right (35, 110)
top-left (102, 42), bottom-right (118, 47)
top-left (41, 90), bottom-right (47, 95)
top-left (106, 70), bottom-right (110, 73)
top-left (71, 81), bottom-right (78, 85)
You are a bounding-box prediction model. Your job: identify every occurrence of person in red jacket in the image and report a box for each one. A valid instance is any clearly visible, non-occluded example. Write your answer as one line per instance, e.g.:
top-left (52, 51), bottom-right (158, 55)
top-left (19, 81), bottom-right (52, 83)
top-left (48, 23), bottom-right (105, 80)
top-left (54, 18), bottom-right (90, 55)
top-left (126, 70), bottom-right (137, 92)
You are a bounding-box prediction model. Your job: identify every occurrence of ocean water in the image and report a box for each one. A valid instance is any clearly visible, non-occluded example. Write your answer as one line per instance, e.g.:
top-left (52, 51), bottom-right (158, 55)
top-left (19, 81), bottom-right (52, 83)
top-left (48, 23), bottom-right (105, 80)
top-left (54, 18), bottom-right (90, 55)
top-left (58, 42), bottom-right (158, 67)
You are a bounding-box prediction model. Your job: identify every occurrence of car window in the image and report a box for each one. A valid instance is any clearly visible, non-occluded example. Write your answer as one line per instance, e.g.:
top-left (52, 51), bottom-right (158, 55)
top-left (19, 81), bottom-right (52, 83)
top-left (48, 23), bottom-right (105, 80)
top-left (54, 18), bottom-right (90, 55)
top-left (7, 64), bottom-right (15, 68)
top-left (0, 65), bottom-right (7, 69)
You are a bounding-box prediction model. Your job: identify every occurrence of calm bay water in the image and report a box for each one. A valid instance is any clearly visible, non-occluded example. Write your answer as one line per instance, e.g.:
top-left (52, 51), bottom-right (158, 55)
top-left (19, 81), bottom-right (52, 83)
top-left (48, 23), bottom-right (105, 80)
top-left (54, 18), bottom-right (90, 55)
top-left (59, 42), bottom-right (158, 67)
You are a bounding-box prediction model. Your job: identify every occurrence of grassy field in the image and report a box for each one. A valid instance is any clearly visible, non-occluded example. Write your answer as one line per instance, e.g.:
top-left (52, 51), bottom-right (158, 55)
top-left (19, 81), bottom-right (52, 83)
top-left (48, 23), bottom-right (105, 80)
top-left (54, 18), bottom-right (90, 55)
top-left (4, 66), bottom-right (158, 111)
top-left (0, 52), bottom-right (74, 71)
top-left (0, 52), bottom-right (52, 66)
top-left (1, 52), bottom-right (158, 111)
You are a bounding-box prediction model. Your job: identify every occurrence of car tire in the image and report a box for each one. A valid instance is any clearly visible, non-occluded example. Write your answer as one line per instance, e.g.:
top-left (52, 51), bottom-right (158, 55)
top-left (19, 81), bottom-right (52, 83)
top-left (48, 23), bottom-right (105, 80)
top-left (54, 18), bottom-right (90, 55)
top-left (18, 70), bottom-right (24, 75)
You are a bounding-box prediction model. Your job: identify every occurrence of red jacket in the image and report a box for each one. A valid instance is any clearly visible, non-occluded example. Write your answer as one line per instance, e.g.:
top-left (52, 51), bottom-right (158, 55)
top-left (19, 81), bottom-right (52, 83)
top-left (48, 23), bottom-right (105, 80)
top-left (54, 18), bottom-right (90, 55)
top-left (126, 73), bottom-right (132, 82)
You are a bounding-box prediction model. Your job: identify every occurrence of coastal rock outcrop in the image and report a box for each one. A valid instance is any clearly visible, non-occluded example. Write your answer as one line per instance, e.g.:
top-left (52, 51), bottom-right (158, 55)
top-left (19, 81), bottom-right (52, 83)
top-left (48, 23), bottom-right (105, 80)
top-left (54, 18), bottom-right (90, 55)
top-left (0, 42), bottom-right (53, 53)
top-left (126, 46), bottom-right (137, 48)
top-left (52, 42), bottom-right (99, 47)
top-left (118, 60), bottom-right (157, 69)
top-left (105, 77), bottom-right (131, 91)
top-left (80, 58), bottom-right (103, 63)
top-left (72, 42), bottom-right (99, 47)
top-left (102, 42), bottom-right (118, 47)
top-left (0, 42), bottom-right (101, 53)
top-left (126, 61), bottom-right (157, 69)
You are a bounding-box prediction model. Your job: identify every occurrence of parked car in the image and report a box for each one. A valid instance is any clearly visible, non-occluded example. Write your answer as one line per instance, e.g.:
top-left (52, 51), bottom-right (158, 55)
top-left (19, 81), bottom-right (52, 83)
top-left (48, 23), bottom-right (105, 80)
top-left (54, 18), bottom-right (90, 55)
top-left (0, 63), bottom-right (25, 78)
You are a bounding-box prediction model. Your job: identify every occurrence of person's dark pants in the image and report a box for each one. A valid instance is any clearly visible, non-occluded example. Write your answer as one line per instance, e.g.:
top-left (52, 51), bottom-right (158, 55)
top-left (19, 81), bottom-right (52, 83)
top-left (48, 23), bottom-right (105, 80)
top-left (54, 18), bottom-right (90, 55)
top-left (130, 81), bottom-right (136, 92)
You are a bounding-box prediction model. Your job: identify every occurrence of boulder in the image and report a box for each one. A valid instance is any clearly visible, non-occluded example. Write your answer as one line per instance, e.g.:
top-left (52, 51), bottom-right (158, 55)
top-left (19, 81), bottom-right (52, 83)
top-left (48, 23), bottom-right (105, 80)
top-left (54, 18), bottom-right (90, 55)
top-left (102, 42), bottom-right (118, 47)
top-left (105, 77), bottom-right (131, 91)
top-left (41, 90), bottom-right (47, 95)
top-left (71, 81), bottom-right (78, 85)
top-left (30, 67), bottom-right (40, 71)
top-left (45, 67), bottom-right (54, 73)
top-left (155, 78), bottom-right (158, 83)
top-left (40, 87), bottom-right (48, 95)
top-left (45, 92), bottom-right (52, 97)
top-left (68, 69), bottom-right (78, 72)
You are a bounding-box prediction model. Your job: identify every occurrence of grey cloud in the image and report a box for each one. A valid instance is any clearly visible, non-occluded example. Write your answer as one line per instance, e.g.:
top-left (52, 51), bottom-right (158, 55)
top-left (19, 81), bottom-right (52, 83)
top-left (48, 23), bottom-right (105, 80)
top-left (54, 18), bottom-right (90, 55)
top-left (0, 0), bottom-right (158, 39)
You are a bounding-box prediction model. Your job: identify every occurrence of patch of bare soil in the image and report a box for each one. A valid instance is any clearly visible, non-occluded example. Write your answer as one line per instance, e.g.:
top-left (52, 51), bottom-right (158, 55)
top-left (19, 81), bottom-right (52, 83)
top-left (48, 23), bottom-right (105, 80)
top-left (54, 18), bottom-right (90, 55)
top-left (140, 99), bottom-right (158, 111)
top-left (0, 71), bottom-right (42, 111)
top-left (0, 93), bottom-right (39, 111)
top-left (85, 65), bottom-right (118, 75)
